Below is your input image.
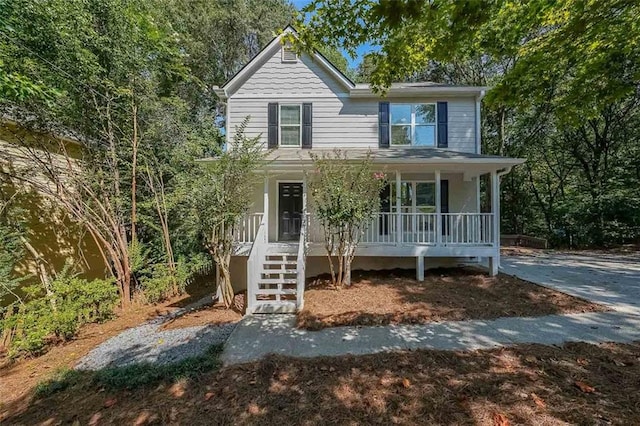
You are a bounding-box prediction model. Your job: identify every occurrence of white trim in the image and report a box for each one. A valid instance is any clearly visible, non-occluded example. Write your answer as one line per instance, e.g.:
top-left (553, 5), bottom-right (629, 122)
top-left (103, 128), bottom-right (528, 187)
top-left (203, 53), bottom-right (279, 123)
top-left (229, 93), bottom-right (350, 99)
top-left (475, 90), bottom-right (485, 154)
top-left (435, 170), bottom-right (442, 246)
top-left (278, 104), bottom-right (302, 148)
top-left (390, 180), bottom-right (437, 214)
top-left (275, 180), bottom-right (305, 242)
top-left (389, 103), bottom-right (437, 147)
top-left (281, 44), bottom-right (298, 63)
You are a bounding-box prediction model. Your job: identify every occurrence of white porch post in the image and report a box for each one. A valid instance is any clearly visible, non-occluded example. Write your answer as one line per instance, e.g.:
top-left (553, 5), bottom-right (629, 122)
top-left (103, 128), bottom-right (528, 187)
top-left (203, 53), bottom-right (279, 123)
top-left (489, 170), bottom-right (500, 276)
top-left (416, 255), bottom-right (425, 281)
top-left (435, 170), bottom-right (442, 246)
top-left (263, 174), bottom-right (269, 243)
top-left (395, 170), bottom-right (402, 245)
top-left (302, 174), bottom-right (307, 212)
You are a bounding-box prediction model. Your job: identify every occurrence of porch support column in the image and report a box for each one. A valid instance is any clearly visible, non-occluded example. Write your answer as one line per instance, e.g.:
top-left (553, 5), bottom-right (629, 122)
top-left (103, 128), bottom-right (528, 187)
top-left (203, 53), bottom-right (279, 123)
top-left (302, 174), bottom-right (308, 212)
top-left (489, 170), bottom-right (500, 276)
top-left (395, 170), bottom-right (402, 245)
top-left (263, 174), bottom-right (269, 243)
top-left (435, 170), bottom-right (442, 246)
top-left (416, 255), bottom-right (425, 281)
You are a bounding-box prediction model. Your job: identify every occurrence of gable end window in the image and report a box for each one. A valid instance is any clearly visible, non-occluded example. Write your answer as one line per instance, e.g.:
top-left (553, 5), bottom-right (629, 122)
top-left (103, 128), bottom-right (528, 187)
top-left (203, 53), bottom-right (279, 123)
top-left (279, 104), bottom-right (302, 147)
top-left (390, 103), bottom-right (436, 146)
top-left (281, 45), bottom-right (298, 62)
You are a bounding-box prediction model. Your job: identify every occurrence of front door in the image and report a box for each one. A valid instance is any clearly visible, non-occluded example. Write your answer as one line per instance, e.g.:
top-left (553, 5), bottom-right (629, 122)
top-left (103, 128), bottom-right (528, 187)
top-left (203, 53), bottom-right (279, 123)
top-left (278, 182), bottom-right (303, 241)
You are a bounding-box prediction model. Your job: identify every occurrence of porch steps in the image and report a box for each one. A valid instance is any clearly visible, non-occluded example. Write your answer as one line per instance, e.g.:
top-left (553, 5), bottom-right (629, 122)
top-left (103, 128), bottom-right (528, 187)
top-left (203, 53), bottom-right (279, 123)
top-left (252, 246), bottom-right (300, 314)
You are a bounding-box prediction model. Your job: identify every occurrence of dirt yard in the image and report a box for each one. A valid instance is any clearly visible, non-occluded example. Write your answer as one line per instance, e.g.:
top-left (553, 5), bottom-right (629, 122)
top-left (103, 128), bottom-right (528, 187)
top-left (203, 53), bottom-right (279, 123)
top-left (0, 277), bottom-right (240, 412)
top-left (297, 268), bottom-right (607, 330)
top-left (3, 341), bottom-right (640, 425)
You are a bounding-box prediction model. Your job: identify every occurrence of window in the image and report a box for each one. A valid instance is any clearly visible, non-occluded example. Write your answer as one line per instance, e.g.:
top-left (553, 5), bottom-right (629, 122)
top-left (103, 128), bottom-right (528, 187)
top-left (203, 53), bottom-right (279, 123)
top-left (388, 181), bottom-right (436, 213)
top-left (281, 45), bottom-right (298, 62)
top-left (279, 104), bottom-right (301, 146)
top-left (390, 103), bottom-right (436, 146)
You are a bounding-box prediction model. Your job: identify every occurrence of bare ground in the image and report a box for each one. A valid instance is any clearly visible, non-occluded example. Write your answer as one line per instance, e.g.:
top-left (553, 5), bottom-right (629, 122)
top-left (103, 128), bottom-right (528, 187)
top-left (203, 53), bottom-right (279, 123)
top-left (0, 276), bottom-right (238, 412)
top-left (3, 341), bottom-right (640, 425)
top-left (297, 267), bottom-right (607, 330)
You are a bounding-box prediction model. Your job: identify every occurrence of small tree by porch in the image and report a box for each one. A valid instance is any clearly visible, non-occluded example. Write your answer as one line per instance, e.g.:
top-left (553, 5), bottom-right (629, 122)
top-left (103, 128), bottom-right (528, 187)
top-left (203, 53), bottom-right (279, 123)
top-left (188, 121), bottom-right (267, 308)
top-left (307, 150), bottom-right (387, 287)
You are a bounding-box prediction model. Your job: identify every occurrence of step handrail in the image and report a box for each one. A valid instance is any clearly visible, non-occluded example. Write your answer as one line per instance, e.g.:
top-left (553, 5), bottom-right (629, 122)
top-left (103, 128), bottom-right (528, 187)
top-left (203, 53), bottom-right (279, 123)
top-left (296, 211), bottom-right (309, 310)
top-left (246, 219), bottom-right (266, 314)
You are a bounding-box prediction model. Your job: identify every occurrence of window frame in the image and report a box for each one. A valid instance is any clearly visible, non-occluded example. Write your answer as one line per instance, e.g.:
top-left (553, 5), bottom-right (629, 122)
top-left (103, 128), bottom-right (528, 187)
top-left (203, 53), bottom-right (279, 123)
top-left (278, 103), bottom-right (302, 147)
top-left (389, 103), bottom-right (437, 147)
top-left (390, 180), bottom-right (437, 214)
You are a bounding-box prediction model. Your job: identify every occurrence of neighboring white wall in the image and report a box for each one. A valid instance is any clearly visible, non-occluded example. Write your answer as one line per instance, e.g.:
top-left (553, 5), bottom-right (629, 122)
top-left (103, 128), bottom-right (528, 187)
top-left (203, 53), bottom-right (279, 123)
top-left (226, 47), bottom-right (477, 153)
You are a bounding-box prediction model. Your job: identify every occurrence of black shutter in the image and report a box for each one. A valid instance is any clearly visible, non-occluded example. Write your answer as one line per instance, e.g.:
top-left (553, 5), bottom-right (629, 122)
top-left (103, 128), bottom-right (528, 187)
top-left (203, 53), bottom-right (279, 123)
top-left (268, 102), bottom-right (278, 148)
top-left (437, 102), bottom-right (448, 148)
top-left (378, 102), bottom-right (390, 148)
top-left (441, 179), bottom-right (449, 235)
top-left (302, 103), bottom-right (312, 149)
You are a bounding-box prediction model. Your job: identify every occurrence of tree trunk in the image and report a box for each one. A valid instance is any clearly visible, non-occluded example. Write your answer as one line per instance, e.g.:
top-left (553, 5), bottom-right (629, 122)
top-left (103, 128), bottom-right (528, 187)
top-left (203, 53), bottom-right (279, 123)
top-left (20, 237), bottom-right (56, 313)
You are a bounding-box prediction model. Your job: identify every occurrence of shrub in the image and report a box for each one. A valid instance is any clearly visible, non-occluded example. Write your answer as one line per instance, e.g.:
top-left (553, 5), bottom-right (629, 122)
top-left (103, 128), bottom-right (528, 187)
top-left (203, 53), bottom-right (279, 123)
top-left (1, 273), bottom-right (118, 357)
top-left (138, 254), bottom-right (211, 304)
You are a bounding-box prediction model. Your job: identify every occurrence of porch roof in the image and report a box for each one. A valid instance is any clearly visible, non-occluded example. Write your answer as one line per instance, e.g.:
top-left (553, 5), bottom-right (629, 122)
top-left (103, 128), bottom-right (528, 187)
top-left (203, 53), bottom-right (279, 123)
top-left (259, 147), bottom-right (525, 173)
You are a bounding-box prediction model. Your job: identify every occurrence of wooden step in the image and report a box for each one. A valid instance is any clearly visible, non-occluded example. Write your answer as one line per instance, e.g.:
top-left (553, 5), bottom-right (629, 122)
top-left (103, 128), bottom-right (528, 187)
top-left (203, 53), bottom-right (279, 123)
top-left (252, 301), bottom-right (297, 314)
top-left (261, 271), bottom-right (297, 276)
top-left (263, 260), bottom-right (297, 265)
top-left (257, 278), bottom-right (297, 284)
top-left (255, 289), bottom-right (297, 295)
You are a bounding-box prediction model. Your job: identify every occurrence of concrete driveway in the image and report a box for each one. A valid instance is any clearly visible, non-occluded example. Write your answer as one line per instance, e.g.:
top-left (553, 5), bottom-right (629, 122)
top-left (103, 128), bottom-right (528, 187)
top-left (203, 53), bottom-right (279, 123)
top-left (501, 251), bottom-right (640, 315)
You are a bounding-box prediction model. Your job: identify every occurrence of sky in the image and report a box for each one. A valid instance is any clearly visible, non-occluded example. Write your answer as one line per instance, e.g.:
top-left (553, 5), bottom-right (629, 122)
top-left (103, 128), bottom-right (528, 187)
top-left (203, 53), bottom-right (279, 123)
top-left (290, 0), bottom-right (375, 69)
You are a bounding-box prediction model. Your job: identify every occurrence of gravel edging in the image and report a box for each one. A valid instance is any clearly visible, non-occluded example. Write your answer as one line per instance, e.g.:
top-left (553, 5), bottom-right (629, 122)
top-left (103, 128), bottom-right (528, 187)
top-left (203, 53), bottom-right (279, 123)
top-left (76, 294), bottom-right (238, 371)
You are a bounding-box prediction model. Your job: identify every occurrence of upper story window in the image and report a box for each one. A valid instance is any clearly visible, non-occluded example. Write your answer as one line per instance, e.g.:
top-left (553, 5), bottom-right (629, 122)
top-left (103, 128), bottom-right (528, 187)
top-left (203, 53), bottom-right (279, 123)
top-left (279, 104), bottom-right (302, 146)
top-left (281, 44), bottom-right (298, 62)
top-left (390, 103), bottom-right (436, 146)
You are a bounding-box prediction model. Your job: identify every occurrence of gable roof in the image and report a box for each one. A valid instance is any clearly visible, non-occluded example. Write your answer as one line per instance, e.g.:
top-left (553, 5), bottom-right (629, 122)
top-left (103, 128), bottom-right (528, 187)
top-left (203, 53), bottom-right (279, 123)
top-left (213, 25), bottom-right (355, 99)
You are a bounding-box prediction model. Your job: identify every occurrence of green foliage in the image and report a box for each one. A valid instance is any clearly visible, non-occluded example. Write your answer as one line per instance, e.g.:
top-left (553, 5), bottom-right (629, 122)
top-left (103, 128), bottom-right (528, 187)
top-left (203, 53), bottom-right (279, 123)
top-left (0, 193), bottom-right (26, 303)
top-left (307, 150), bottom-right (387, 286)
top-left (34, 344), bottom-right (222, 397)
top-left (1, 270), bottom-right (118, 357)
top-left (299, 0), bottom-right (640, 248)
top-left (186, 119), bottom-right (267, 307)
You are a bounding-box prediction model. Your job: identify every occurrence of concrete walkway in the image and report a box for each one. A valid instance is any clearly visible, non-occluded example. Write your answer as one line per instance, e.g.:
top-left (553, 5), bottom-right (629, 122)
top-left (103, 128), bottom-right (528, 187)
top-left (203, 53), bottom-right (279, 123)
top-left (222, 252), bottom-right (640, 365)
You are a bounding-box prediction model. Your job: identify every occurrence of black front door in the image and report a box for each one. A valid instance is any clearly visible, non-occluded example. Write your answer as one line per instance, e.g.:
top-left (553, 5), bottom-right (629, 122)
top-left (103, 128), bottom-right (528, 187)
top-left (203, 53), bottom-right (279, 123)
top-left (278, 182), bottom-right (303, 241)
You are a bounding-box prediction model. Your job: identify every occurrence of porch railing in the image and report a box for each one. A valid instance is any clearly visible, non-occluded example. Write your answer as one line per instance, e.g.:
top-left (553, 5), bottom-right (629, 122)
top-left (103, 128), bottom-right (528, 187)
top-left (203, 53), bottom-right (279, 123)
top-left (306, 212), bottom-right (494, 246)
top-left (238, 212), bottom-right (495, 247)
top-left (236, 213), bottom-right (264, 243)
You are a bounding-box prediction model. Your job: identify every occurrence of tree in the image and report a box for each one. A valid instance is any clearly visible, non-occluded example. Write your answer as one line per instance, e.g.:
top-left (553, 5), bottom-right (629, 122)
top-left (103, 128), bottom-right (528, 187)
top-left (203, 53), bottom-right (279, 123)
top-left (307, 150), bottom-right (387, 287)
top-left (187, 120), bottom-right (267, 308)
top-left (296, 0), bottom-right (640, 248)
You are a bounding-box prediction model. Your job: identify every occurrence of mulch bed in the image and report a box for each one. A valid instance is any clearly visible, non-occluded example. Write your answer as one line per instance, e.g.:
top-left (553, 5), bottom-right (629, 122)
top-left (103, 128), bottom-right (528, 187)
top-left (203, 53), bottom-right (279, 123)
top-left (4, 341), bottom-right (640, 425)
top-left (160, 293), bottom-right (244, 331)
top-left (297, 267), bottom-right (607, 330)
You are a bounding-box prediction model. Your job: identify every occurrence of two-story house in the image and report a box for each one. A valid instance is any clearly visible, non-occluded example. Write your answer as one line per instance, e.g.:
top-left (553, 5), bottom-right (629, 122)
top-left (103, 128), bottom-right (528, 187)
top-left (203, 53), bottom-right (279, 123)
top-left (211, 27), bottom-right (525, 314)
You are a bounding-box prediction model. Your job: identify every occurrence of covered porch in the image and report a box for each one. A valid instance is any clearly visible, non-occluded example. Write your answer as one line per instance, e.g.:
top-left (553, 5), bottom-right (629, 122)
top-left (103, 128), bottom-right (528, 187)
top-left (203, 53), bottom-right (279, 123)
top-left (235, 148), bottom-right (525, 276)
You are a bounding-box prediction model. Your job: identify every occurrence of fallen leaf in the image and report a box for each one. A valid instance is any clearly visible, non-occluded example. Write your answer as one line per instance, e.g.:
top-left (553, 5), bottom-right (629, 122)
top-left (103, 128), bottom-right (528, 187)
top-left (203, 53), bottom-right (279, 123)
top-left (103, 398), bottom-right (117, 408)
top-left (204, 392), bottom-right (214, 401)
top-left (492, 412), bottom-right (510, 426)
top-left (402, 378), bottom-right (411, 388)
top-left (531, 393), bottom-right (546, 408)
top-left (576, 358), bottom-right (589, 366)
top-left (575, 381), bottom-right (596, 393)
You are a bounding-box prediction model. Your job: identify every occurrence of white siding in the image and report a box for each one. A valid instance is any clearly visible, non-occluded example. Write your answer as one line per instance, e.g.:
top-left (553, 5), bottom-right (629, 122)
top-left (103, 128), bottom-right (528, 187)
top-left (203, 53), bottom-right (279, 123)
top-left (226, 47), bottom-right (477, 153)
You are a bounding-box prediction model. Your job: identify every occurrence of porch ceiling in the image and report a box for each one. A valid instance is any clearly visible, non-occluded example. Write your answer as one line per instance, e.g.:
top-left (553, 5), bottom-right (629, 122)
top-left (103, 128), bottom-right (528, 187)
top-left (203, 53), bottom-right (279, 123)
top-left (258, 147), bottom-right (525, 174)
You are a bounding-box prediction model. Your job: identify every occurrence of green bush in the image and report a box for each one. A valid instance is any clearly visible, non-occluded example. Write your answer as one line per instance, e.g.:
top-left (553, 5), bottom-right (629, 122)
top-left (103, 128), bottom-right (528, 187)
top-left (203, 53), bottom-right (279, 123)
top-left (1, 273), bottom-right (118, 357)
top-left (138, 254), bottom-right (211, 304)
